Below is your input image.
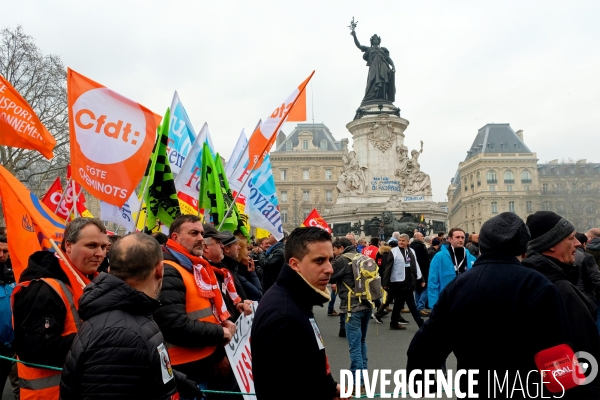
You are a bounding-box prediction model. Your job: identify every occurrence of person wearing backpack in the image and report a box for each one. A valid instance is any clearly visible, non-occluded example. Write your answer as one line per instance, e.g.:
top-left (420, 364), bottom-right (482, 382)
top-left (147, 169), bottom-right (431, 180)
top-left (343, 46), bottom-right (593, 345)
top-left (331, 237), bottom-right (381, 395)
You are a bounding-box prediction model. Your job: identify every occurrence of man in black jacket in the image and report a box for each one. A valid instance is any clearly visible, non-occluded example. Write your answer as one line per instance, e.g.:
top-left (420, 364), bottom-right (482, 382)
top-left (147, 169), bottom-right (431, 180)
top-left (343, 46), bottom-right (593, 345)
top-left (154, 215), bottom-right (236, 399)
top-left (13, 218), bottom-right (109, 399)
top-left (252, 227), bottom-right (341, 400)
top-left (60, 233), bottom-right (204, 399)
top-left (407, 212), bottom-right (597, 398)
top-left (521, 211), bottom-right (600, 393)
top-left (258, 232), bottom-right (288, 293)
top-left (410, 232), bottom-right (430, 317)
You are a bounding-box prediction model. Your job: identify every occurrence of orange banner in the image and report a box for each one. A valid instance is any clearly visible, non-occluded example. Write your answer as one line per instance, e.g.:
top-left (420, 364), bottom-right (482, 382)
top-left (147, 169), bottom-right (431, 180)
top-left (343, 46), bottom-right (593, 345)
top-left (0, 75), bottom-right (56, 159)
top-left (301, 208), bottom-right (332, 233)
top-left (0, 165), bottom-right (65, 280)
top-left (67, 69), bottom-right (161, 207)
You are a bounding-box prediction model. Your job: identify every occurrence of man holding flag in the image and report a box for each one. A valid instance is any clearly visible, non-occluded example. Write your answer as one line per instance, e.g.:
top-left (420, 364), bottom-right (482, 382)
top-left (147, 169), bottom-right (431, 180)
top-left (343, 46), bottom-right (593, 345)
top-left (12, 218), bottom-right (109, 400)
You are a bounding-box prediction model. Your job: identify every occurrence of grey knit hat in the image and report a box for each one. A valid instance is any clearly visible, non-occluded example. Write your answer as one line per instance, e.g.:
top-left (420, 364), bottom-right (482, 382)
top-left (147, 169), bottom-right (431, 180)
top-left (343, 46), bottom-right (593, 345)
top-left (479, 212), bottom-right (530, 256)
top-left (526, 211), bottom-right (575, 252)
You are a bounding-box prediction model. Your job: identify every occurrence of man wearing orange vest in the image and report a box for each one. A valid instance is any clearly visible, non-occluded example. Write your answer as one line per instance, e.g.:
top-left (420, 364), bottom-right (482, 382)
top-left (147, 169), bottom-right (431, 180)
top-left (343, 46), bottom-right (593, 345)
top-left (12, 218), bottom-right (109, 400)
top-left (154, 215), bottom-right (238, 398)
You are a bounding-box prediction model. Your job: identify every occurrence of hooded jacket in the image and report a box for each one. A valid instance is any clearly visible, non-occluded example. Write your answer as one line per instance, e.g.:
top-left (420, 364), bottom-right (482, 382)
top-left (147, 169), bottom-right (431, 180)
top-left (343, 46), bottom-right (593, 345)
top-left (251, 264), bottom-right (336, 400)
top-left (13, 251), bottom-right (77, 367)
top-left (521, 251), bottom-right (600, 391)
top-left (60, 273), bottom-right (179, 399)
top-left (258, 241), bottom-right (285, 293)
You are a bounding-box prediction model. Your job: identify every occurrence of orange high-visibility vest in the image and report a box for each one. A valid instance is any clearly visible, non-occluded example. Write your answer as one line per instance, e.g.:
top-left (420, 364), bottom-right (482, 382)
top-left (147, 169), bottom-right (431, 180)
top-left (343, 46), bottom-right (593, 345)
top-left (163, 260), bottom-right (220, 365)
top-left (12, 278), bottom-right (81, 400)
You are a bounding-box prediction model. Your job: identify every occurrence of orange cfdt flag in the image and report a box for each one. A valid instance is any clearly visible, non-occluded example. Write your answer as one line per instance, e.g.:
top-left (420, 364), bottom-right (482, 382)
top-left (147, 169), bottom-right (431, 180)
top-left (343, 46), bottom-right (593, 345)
top-left (0, 165), bottom-right (65, 280)
top-left (67, 69), bottom-right (161, 207)
top-left (0, 75), bottom-right (56, 159)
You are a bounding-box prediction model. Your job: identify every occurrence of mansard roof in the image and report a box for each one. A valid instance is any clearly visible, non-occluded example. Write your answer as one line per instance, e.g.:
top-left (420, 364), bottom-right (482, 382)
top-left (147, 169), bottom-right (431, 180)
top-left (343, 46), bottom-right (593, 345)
top-left (273, 123), bottom-right (343, 152)
top-left (464, 123), bottom-right (531, 161)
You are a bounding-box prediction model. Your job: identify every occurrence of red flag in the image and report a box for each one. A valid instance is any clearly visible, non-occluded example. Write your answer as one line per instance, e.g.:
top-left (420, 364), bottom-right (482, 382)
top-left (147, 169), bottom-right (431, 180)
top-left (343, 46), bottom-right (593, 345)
top-left (301, 208), bottom-right (332, 234)
top-left (41, 177), bottom-right (64, 213)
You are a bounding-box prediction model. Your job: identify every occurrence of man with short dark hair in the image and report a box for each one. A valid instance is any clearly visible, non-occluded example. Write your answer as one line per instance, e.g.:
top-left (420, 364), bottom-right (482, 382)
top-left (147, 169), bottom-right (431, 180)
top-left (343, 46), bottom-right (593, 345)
top-left (428, 228), bottom-right (476, 308)
top-left (60, 233), bottom-right (204, 399)
top-left (410, 232), bottom-right (430, 316)
top-left (154, 215), bottom-right (236, 397)
top-left (13, 218), bottom-right (109, 400)
top-left (361, 237), bottom-right (379, 260)
top-left (252, 227), bottom-right (340, 400)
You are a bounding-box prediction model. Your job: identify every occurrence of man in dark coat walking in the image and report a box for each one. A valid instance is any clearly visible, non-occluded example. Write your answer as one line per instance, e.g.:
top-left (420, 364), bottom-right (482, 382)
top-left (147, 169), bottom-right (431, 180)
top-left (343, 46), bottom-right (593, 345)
top-left (407, 212), bottom-right (596, 398)
top-left (60, 233), bottom-right (204, 399)
top-left (251, 227), bottom-right (340, 400)
top-left (410, 232), bottom-right (430, 316)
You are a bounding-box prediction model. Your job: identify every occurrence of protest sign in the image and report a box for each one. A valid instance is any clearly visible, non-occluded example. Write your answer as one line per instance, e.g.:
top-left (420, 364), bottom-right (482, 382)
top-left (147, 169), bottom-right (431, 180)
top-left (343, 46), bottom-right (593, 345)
top-left (225, 302), bottom-right (258, 400)
top-left (67, 69), bottom-right (161, 207)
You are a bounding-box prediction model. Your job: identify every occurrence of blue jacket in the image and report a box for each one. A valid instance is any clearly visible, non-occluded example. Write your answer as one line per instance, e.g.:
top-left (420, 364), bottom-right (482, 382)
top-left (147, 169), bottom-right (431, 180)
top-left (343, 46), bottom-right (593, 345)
top-left (427, 244), bottom-right (476, 307)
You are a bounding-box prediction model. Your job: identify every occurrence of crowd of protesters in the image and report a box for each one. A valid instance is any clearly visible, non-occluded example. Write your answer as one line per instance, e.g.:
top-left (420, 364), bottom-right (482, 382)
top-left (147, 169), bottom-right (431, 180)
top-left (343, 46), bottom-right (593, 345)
top-left (0, 209), bottom-right (598, 399)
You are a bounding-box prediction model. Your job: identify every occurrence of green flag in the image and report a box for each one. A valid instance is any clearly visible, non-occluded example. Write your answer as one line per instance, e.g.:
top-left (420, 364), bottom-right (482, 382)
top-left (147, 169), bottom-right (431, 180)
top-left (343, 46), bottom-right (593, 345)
top-left (141, 107), bottom-right (180, 231)
top-left (214, 153), bottom-right (249, 238)
top-left (199, 141), bottom-right (221, 224)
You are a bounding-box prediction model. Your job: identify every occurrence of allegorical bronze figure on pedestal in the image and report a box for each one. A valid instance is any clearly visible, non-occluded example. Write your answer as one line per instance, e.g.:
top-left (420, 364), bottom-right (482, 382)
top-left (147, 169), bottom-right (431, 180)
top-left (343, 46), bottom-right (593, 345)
top-left (348, 17), bottom-right (396, 104)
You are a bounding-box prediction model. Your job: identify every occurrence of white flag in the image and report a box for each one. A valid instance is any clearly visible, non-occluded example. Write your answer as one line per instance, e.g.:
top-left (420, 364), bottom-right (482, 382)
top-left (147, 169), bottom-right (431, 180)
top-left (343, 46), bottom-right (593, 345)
top-left (100, 191), bottom-right (140, 233)
top-left (174, 123), bottom-right (215, 199)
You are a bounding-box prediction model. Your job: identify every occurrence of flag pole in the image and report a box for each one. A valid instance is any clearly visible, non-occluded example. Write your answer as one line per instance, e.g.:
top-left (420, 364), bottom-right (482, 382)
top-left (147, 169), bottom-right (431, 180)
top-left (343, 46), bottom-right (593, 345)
top-left (217, 73), bottom-right (313, 230)
top-left (54, 176), bottom-right (72, 214)
top-left (49, 239), bottom-right (86, 288)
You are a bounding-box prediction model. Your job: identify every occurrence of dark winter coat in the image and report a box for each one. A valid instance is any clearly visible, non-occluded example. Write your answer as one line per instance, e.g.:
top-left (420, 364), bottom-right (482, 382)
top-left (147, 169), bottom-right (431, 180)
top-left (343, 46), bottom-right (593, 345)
top-left (251, 264), bottom-right (337, 400)
top-left (13, 251), bottom-right (77, 367)
top-left (381, 247), bottom-right (421, 290)
top-left (210, 256), bottom-right (248, 321)
top-left (238, 265), bottom-right (263, 301)
top-left (60, 273), bottom-right (178, 399)
top-left (586, 237), bottom-right (600, 266)
top-left (407, 252), bottom-right (596, 398)
top-left (521, 251), bottom-right (600, 392)
top-left (410, 239), bottom-right (430, 281)
top-left (575, 247), bottom-right (600, 302)
top-left (258, 241), bottom-right (285, 293)
top-left (154, 249), bottom-right (225, 382)
top-left (427, 245), bottom-right (438, 262)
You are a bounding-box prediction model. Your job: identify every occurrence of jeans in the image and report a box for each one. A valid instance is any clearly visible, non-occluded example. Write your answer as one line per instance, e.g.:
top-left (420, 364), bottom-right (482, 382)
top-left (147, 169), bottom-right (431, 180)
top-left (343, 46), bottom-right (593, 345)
top-left (415, 287), bottom-right (428, 311)
top-left (328, 287), bottom-right (337, 314)
top-left (388, 283), bottom-right (424, 328)
top-left (345, 309), bottom-right (372, 383)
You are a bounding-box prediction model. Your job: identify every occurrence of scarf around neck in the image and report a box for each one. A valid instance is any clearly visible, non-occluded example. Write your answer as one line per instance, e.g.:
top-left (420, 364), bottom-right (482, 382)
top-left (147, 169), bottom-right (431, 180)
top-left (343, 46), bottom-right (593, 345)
top-left (166, 239), bottom-right (236, 322)
top-left (55, 254), bottom-right (92, 309)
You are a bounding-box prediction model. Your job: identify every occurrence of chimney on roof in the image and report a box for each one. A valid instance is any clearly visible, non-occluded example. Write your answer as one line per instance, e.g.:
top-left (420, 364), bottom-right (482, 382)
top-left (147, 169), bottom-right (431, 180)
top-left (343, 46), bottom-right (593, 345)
top-left (516, 129), bottom-right (524, 143)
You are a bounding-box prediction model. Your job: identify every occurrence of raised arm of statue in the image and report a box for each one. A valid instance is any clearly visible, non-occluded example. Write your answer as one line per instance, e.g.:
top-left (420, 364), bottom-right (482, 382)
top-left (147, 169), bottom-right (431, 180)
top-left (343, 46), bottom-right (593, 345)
top-left (351, 31), bottom-right (369, 52)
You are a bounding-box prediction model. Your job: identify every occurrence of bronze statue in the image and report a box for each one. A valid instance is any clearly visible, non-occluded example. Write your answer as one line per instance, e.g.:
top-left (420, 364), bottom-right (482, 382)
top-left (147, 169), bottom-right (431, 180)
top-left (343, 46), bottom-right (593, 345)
top-left (350, 19), bottom-right (396, 104)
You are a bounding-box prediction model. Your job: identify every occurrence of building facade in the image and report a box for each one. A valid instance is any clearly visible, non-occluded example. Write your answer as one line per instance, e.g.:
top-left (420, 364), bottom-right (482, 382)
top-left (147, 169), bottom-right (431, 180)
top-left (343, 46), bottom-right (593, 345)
top-left (447, 123), bottom-right (600, 233)
top-left (270, 123), bottom-right (346, 232)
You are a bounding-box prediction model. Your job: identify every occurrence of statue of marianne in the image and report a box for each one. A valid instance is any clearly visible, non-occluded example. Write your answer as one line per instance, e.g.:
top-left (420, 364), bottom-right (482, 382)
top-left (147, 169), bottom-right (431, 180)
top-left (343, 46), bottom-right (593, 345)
top-left (351, 30), bottom-right (396, 104)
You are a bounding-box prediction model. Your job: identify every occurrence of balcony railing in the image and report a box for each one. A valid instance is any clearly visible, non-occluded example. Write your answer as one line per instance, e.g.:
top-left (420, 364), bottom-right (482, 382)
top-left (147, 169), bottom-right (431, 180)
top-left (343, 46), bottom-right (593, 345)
top-left (521, 179), bottom-right (532, 184)
top-left (487, 179), bottom-right (497, 184)
top-left (504, 179), bottom-right (515, 184)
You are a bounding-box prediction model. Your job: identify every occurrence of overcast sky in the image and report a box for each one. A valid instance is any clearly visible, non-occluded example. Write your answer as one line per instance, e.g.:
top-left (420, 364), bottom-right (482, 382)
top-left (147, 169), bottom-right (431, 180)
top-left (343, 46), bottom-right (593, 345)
top-left (4, 1), bottom-right (600, 202)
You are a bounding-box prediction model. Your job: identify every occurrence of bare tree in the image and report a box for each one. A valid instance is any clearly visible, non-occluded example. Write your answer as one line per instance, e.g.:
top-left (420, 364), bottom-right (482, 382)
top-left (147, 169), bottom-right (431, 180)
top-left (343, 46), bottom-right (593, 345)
top-left (0, 25), bottom-right (69, 195)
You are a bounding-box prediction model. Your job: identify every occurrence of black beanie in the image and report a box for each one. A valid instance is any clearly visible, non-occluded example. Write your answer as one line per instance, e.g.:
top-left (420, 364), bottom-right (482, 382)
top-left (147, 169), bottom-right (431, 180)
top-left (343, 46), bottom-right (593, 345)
top-left (479, 212), bottom-right (530, 256)
top-left (526, 211), bottom-right (575, 252)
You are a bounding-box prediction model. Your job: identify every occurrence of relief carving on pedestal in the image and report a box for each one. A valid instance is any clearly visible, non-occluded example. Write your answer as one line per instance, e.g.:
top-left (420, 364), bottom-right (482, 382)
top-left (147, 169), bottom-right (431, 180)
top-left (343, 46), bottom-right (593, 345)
top-left (336, 150), bottom-right (367, 196)
top-left (385, 195), bottom-right (404, 210)
top-left (367, 118), bottom-right (394, 152)
top-left (394, 140), bottom-right (433, 196)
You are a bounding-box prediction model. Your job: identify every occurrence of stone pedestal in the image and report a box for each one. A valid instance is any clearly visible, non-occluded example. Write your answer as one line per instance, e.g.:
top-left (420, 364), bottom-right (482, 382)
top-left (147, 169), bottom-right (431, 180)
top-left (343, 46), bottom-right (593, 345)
top-left (327, 104), bottom-right (447, 237)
